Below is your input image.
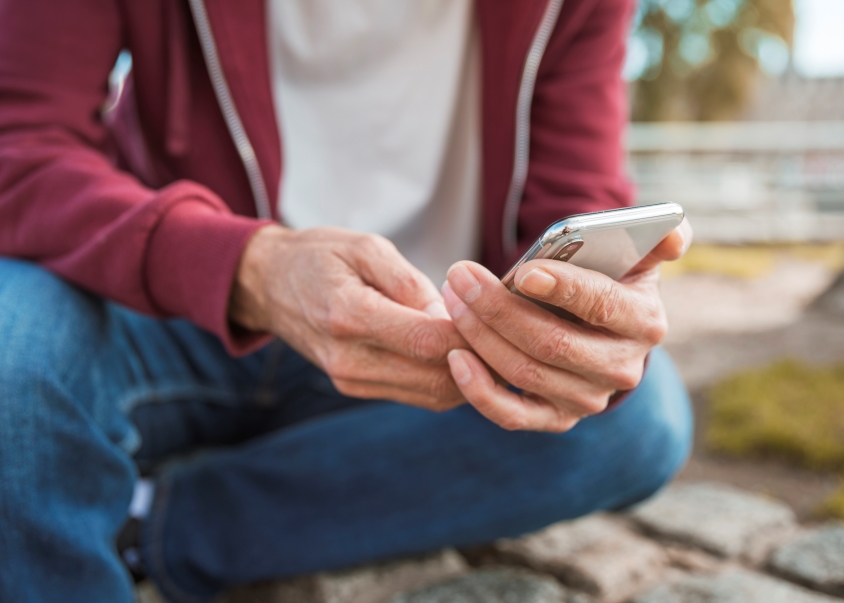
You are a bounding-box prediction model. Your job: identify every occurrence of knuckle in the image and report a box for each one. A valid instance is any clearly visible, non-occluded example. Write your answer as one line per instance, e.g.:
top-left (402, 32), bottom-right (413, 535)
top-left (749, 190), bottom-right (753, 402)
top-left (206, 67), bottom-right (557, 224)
top-left (327, 290), bottom-right (384, 340)
top-left (614, 362), bottom-right (644, 391)
top-left (499, 410), bottom-right (529, 431)
top-left (643, 312), bottom-right (668, 345)
top-left (311, 304), bottom-right (335, 335)
top-left (588, 283), bottom-right (626, 326)
top-left (325, 311), bottom-right (354, 338)
top-left (430, 396), bottom-right (461, 413)
top-left (551, 415), bottom-right (581, 433)
top-left (508, 359), bottom-right (545, 392)
top-left (570, 390), bottom-right (609, 416)
top-left (360, 233), bottom-right (393, 255)
top-left (330, 377), bottom-right (358, 397)
top-left (323, 294), bottom-right (359, 339)
top-left (322, 352), bottom-right (356, 382)
top-left (476, 297), bottom-right (511, 329)
top-left (554, 274), bottom-right (583, 309)
top-left (391, 273), bottom-right (418, 302)
top-left (406, 323), bottom-right (448, 363)
top-left (534, 327), bottom-right (574, 363)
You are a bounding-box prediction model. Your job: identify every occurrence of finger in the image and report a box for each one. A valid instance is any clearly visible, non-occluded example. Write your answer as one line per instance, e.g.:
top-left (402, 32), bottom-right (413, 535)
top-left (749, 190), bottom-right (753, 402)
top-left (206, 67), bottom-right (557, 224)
top-left (346, 233), bottom-right (447, 315)
top-left (511, 258), bottom-right (663, 340)
top-left (448, 349), bottom-right (582, 433)
top-left (330, 378), bottom-right (464, 412)
top-left (441, 278), bottom-right (646, 390)
top-left (322, 343), bottom-right (464, 403)
top-left (325, 280), bottom-right (468, 363)
top-left (443, 284), bottom-right (613, 416)
top-left (627, 219), bottom-right (694, 276)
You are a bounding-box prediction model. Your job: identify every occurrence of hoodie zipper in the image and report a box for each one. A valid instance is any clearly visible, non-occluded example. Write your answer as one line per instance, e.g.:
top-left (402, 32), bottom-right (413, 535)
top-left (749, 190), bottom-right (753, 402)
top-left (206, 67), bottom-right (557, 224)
top-left (188, 0), bottom-right (562, 239)
top-left (502, 0), bottom-right (565, 259)
top-left (187, 0), bottom-right (273, 220)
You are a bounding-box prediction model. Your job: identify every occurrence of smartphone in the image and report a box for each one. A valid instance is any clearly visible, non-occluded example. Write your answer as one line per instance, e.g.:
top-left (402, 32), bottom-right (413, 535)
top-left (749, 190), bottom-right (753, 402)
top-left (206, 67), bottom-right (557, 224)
top-left (501, 202), bottom-right (684, 315)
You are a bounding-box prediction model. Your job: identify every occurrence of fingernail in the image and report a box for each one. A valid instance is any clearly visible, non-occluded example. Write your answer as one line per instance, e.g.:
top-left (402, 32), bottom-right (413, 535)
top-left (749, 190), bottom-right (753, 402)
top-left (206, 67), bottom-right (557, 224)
top-left (518, 268), bottom-right (556, 297)
top-left (447, 264), bottom-right (481, 302)
top-left (448, 350), bottom-right (472, 386)
top-left (423, 300), bottom-right (450, 320)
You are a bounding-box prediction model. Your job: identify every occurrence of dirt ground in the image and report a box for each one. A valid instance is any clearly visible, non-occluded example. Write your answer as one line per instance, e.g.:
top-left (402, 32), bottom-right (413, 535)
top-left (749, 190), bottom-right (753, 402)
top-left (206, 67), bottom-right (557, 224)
top-left (659, 248), bottom-right (844, 519)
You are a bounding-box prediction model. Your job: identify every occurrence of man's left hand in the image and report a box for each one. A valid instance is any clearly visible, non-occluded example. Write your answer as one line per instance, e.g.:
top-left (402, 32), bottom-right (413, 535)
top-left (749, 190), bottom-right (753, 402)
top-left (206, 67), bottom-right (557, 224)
top-left (443, 220), bottom-right (692, 433)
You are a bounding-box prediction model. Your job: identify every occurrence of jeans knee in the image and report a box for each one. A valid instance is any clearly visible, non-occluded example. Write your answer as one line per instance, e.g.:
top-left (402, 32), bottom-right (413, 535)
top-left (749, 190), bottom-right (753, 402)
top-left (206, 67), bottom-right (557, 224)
top-left (641, 399), bottom-right (693, 497)
top-left (0, 259), bottom-right (115, 422)
top-left (0, 259), bottom-right (106, 376)
top-left (0, 259), bottom-right (140, 479)
top-left (618, 347), bottom-right (694, 505)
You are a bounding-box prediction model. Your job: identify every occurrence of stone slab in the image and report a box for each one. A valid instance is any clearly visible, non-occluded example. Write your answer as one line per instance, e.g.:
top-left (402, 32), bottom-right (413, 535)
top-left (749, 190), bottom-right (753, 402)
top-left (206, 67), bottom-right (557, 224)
top-left (389, 568), bottom-right (593, 603)
top-left (135, 583), bottom-right (167, 603)
top-left (495, 515), bottom-right (667, 602)
top-left (662, 545), bottom-right (723, 573)
top-left (221, 549), bottom-right (468, 603)
top-left (770, 524), bottom-right (844, 597)
top-left (629, 482), bottom-right (795, 558)
top-left (633, 568), bottom-right (842, 603)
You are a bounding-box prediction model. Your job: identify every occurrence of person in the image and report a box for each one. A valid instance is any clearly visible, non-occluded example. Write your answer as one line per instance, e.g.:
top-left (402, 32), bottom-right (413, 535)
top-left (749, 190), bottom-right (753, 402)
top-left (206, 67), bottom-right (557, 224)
top-left (0, 0), bottom-right (693, 601)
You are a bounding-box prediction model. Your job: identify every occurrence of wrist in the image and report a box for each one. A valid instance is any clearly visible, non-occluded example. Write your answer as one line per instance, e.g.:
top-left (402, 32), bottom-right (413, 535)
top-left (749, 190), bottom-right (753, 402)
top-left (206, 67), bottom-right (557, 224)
top-left (228, 224), bottom-right (290, 333)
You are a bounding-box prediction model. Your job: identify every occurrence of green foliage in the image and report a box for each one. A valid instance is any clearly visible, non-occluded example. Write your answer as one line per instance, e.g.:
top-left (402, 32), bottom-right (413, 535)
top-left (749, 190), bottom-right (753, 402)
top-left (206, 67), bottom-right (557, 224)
top-left (630, 0), bottom-right (795, 121)
top-left (707, 359), bottom-right (844, 471)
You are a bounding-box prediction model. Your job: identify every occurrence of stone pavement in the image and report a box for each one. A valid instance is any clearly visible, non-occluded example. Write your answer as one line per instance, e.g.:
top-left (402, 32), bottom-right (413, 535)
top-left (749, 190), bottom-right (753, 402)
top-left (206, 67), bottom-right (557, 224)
top-left (136, 481), bottom-right (844, 603)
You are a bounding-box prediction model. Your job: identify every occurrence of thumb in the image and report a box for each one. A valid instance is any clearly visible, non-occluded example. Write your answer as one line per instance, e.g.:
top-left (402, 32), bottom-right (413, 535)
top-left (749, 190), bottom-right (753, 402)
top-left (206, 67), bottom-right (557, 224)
top-left (348, 235), bottom-right (447, 316)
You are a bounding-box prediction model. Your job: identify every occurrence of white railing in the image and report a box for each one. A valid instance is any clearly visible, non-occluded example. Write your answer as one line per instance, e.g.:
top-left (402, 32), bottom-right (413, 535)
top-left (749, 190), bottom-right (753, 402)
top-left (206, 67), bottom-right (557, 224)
top-left (627, 122), bottom-right (844, 242)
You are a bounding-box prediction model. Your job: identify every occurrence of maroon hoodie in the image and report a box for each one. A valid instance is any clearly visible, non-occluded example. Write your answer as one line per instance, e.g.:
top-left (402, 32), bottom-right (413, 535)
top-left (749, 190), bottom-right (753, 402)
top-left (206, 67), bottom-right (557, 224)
top-left (0, 0), bottom-right (634, 355)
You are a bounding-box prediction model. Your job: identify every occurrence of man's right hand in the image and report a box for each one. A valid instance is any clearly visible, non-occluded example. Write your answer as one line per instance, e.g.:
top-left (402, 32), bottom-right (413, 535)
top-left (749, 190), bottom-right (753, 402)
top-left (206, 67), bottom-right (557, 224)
top-left (229, 225), bottom-right (467, 411)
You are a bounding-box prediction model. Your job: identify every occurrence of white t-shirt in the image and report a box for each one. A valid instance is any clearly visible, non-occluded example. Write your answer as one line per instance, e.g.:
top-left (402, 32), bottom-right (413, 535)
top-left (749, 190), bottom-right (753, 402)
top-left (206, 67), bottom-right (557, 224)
top-left (267, 0), bottom-right (481, 286)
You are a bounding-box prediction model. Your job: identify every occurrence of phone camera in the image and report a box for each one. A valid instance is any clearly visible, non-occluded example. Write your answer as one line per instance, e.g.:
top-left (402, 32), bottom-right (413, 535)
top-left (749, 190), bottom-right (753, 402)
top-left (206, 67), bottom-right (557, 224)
top-left (555, 239), bottom-right (583, 261)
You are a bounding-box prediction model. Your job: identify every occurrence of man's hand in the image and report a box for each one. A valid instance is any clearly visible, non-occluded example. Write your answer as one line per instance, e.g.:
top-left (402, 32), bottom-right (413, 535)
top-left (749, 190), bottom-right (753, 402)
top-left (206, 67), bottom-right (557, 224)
top-left (230, 225), bottom-right (467, 410)
top-left (443, 220), bottom-right (693, 433)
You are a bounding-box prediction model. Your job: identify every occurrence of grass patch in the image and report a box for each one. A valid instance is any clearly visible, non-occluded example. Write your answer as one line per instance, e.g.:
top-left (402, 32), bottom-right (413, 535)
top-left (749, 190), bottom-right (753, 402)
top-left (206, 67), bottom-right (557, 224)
top-left (707, 359), bottom-right (844, 470)
top-left (706, 359), bottom-right (844, 518)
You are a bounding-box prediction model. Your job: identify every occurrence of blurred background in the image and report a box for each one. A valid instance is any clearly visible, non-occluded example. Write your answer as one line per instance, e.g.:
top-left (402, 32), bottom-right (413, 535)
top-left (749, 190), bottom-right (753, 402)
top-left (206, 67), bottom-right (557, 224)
top-left (624, 0), bottom-right (844, 519)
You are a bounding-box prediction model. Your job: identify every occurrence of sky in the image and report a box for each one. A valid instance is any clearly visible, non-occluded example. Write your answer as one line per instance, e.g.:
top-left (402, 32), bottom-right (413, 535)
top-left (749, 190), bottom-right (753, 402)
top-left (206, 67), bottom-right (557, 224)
top-left (793, 0), bottom-right (844, 77)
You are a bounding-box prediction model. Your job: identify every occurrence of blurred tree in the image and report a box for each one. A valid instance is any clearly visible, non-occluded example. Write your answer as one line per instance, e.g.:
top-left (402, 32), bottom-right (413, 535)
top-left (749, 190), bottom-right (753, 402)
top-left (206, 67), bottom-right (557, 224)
top-left (628, 0), bottom-right (795, 121)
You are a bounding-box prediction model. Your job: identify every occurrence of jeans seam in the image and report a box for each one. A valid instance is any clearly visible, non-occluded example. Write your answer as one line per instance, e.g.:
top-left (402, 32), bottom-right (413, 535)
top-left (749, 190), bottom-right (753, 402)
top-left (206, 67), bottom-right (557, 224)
top-left (145, 475), bottom-right (209, 603)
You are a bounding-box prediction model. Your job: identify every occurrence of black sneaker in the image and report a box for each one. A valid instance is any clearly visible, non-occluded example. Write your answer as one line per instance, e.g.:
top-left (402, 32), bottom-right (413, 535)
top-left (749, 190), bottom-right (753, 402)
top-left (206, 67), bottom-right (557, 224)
top-left (116, 517), bottom-right (147, 584)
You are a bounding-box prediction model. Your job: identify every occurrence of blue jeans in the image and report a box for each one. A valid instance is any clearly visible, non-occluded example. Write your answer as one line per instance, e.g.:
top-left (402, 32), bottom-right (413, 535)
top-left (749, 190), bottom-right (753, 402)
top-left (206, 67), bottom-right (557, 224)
top-left (0, 258), bottom-right (693, 603)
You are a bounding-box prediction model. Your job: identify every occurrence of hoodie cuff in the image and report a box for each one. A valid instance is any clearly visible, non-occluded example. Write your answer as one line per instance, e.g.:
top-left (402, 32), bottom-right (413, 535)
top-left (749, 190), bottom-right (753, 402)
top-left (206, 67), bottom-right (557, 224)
top-left (145, 200), bottom-right (274, 356)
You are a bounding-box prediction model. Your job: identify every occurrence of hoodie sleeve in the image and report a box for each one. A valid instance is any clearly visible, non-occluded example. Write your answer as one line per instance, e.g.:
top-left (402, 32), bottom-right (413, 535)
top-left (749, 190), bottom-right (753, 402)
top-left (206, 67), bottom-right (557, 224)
top-left (0, 0), bottom-right (271, 356)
